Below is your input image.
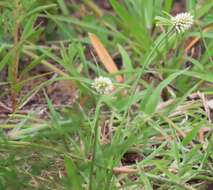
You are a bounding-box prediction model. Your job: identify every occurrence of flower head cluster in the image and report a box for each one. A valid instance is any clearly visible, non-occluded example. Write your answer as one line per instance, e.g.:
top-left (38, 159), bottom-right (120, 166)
top-left (92, 76), bottom-right (113, 95)
top-left (171, 12), bottom-right (194, 33)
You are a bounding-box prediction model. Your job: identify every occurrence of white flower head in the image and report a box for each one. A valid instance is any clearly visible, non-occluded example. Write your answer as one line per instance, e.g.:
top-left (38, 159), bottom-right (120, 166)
top-left (92, 76), bottom-right (114, 95)
top-left (171, 12), bottom-right (194, 33)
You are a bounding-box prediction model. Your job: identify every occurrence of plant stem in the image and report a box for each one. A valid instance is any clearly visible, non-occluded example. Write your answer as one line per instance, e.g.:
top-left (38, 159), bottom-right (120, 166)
top-left (11, 0), bottom-right (21, 112)
top-left (82, 0), bottom-right (103, 18)
top-left (89, 102), bottom-right (102, 190)
top-left (121, 29), bottom-right (174, 121)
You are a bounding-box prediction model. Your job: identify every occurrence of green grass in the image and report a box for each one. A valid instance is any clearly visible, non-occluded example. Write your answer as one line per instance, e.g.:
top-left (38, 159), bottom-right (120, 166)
top-left (0, 0), bottom-right (213, 189)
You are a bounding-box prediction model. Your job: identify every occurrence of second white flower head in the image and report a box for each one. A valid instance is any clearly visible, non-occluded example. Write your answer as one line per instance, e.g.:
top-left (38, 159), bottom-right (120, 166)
top-left (171, 12), bottom-right (194, 33)
top-left (92, 76), bottom-right (114, 95)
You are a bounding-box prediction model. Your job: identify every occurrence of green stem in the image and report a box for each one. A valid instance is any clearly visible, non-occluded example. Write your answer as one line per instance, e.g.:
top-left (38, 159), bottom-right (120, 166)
top-left (82, 0), bottom-right (103, 17)
top-left (89, 101), bottom-right (102, 190)
top-left (10, 0), bottom-right (21, 112)
top-left (122, 29), bottom-right (174, 120)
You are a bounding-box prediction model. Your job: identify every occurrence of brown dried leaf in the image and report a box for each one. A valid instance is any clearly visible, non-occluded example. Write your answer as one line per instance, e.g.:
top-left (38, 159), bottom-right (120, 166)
top-left (89, 33), bottom-right (123, 83)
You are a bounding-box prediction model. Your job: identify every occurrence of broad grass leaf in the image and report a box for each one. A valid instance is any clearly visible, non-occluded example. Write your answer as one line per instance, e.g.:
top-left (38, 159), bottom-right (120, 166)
top-left (182, 125), bottom-right (201, 146)
top-left (163, 0), bottom-right (173, 12)
top-left (118, 44), bottom-right (133, 80)
top-left (64, 157), bottom-right (83, 190)
top-left (140, 83), bottom-right (154, 111)
top-left (110, 0), bottom-right (131, 23)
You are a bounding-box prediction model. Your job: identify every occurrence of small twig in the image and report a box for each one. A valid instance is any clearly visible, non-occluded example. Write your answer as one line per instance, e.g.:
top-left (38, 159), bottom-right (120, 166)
top-left (113, 166), bottom-right (138, 174)
top-left (0, 101), bottom-right (12, 112)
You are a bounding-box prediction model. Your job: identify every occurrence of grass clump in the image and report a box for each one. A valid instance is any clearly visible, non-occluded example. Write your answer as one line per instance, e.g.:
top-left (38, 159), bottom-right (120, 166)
top-left (0, 0), bottom-right (213, 189)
